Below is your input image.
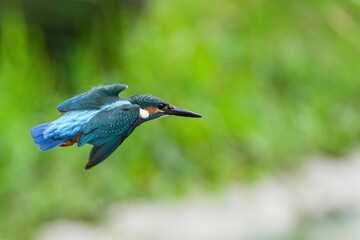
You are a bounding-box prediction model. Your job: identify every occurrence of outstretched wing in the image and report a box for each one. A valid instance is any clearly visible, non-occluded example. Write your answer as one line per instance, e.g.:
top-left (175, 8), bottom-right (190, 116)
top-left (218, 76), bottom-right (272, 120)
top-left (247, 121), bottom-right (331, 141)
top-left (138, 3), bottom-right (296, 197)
top-left (57, 84), bottom-right (128, 113)
top-left (79, 104), bottom-right (140, 169)
top-left (85, 136), bottom-right (123, 170)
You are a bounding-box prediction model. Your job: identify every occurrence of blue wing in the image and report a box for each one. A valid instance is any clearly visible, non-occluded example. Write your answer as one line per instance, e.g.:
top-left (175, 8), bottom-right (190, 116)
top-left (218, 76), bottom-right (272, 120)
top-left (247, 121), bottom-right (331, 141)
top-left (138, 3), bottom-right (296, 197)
top-left (57, 84), bottom-right (128, 113)
top-left (79, 104), bottom-right (140, 169)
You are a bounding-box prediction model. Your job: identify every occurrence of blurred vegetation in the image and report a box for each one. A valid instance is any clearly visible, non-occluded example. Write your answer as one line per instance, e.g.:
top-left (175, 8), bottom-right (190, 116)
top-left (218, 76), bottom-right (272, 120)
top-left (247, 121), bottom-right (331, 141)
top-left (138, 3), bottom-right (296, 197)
top-left (1, 0), bottom-right (360, 239)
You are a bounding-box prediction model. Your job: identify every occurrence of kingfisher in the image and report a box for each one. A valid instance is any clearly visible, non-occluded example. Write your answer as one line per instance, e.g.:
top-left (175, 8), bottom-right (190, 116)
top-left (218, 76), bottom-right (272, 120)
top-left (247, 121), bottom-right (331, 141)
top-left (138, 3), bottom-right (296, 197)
top-left (30, 84), bottom-right (201, 169)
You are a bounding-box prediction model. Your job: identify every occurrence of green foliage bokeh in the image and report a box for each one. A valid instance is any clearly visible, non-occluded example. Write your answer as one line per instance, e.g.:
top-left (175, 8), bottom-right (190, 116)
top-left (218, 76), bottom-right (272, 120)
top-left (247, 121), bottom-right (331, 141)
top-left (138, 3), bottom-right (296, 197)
top-left (1, 0), bottom-right (360, 239)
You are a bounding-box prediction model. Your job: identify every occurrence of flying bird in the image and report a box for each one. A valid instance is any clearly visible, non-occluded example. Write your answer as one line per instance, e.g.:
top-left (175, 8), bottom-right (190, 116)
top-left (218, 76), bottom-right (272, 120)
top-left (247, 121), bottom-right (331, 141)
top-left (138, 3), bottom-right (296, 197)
top-left (30, 84), bottom-right (201, 169)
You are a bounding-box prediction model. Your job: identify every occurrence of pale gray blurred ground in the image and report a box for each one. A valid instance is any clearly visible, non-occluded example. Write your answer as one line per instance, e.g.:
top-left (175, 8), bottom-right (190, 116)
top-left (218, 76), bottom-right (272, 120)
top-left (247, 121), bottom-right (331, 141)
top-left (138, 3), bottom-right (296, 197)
top-left (36, 150), bottom-right (360, 240)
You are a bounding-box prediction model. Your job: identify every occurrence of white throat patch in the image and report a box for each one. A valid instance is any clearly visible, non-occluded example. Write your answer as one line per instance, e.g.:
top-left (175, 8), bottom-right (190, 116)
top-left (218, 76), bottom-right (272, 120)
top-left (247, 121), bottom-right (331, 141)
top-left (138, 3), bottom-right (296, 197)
top-left (139, 108), bottom-right (150, 119)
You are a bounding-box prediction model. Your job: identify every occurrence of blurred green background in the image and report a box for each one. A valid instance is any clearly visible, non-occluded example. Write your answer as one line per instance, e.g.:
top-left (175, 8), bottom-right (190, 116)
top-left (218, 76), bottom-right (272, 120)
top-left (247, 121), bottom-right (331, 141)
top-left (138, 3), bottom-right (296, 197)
top-left (1, 0), bottom-right (360, 239)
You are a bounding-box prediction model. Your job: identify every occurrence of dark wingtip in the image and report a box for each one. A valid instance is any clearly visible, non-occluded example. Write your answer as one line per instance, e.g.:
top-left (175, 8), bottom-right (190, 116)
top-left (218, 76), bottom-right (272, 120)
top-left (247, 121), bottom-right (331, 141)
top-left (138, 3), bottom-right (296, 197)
top-left (84, 139), bottom-right (122, 170)
top-left (84, 158), bottom-right (103, 170)
top-left (84, 164), bottom-right (93, 170)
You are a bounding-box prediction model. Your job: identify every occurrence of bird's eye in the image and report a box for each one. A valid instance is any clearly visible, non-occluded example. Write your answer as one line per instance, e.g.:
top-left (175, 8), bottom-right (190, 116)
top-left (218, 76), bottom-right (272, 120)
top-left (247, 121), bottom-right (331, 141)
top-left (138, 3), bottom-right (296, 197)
top-left (158, 103), bottom-right (166, 110)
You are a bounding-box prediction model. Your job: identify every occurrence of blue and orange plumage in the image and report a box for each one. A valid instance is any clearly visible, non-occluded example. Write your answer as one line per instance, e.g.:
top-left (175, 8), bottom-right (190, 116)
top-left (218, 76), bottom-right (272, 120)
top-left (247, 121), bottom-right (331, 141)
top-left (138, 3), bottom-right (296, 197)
top-left (30, 84), bottom-right (201, 169)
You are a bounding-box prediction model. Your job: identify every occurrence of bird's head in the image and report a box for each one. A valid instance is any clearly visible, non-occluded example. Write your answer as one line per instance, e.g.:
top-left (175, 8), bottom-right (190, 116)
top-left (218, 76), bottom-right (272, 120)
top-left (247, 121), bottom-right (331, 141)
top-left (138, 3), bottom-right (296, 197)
top-left (128, 95), bottom-right (201, 122)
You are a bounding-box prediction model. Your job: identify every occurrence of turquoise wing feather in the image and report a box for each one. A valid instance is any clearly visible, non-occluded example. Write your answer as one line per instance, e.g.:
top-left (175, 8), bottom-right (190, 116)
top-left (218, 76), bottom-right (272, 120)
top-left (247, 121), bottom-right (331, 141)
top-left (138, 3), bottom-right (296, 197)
top-left (57, 84), bottom-right (128, 113)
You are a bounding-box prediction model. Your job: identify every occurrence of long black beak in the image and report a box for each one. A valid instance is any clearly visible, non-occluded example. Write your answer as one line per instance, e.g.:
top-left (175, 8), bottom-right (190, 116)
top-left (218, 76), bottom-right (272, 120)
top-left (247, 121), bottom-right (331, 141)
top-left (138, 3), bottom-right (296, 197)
top-left (166, 106), bottom-right (202, 118)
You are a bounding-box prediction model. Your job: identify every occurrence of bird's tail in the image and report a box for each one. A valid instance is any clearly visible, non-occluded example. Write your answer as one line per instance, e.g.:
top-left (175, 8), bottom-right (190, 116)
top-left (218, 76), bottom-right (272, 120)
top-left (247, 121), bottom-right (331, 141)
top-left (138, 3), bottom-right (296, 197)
top-left (30, 123), bottom-right (64, 151)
